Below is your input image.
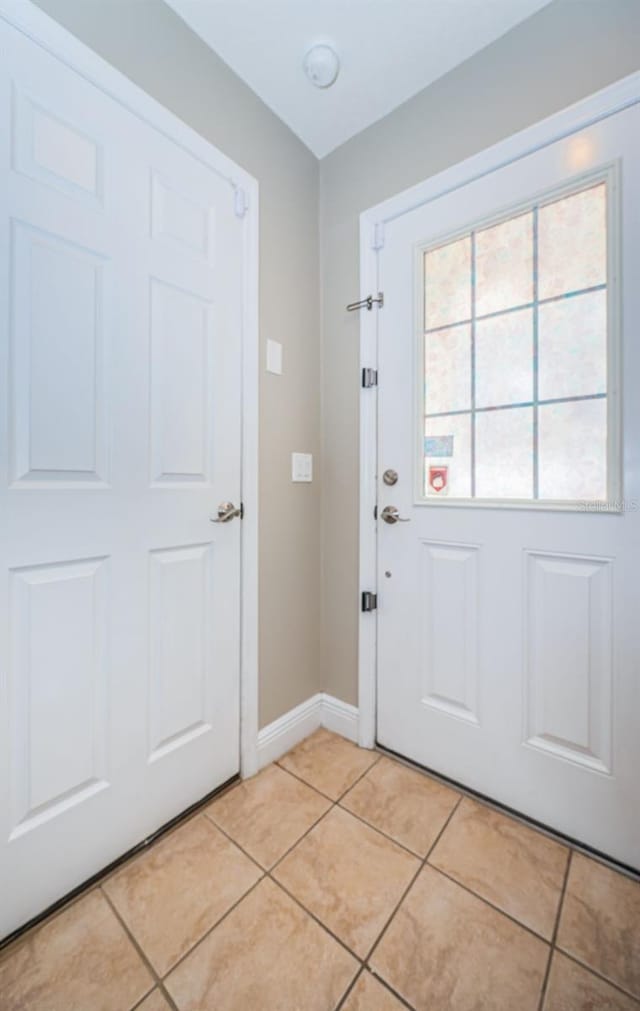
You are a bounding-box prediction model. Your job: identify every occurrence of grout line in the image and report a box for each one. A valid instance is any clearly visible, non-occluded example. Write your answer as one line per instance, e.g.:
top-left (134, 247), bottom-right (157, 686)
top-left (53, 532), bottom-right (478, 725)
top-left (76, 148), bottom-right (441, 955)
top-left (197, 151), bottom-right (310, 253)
top-left (130, 984), bottom-right (179, 1011)
top-left (424, 862), bottom-right (554, 947)
top-left (367, 968), bottom-right (416, 1010)
top-left (337, 801), bottom-right (428, 861)
top-left (537, 849), bottom-right (572, 1011)
top-left (365, 795), bottom-right (463, 969)
top-left (334, 966), bottom-right (365, 1011)
top-left (101, 819), bottom-right (268, 993)
top-left (334, 965), bottom-right (416, 1011)
top-left (275, 748), bottom-right (382, 805)
top-left (268, 872), bottom-right (369, 966)
top-left (376, 744), bottom-right (640, 884)
top-left (156, 875), bottom-right (266, 981)
top-left (209, 799), bottom-right (330, 875)
top-left (156, 982), bottom-right (181, 1011)
top-left (551, 946), bottom-right (640, 1005)
top-left (100, 888), bottom-right (161, 1001)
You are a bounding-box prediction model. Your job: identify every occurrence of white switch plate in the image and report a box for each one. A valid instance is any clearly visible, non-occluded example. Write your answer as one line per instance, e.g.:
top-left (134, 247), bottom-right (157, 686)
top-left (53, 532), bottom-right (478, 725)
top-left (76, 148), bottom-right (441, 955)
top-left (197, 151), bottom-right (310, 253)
top-left (291, 452), bottom-right (313, 482)
top-left (266, 339), bottom-right (283, 375)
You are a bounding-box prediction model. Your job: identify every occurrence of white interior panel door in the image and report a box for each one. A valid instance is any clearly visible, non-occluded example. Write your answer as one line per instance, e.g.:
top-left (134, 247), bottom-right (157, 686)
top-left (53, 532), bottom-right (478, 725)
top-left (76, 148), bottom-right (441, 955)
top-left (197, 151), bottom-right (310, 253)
top-left (376, 104), bottom-right (640, 869)
top-left (0, 15), bottom-right (244, 936)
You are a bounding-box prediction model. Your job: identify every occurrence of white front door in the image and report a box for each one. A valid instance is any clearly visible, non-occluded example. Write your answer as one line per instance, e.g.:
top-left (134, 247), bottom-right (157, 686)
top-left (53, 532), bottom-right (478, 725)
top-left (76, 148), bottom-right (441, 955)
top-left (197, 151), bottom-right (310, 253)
top-left (0, 17), bottom-right (245, 936)
top-left (376, 103), bottom-right (640, 869)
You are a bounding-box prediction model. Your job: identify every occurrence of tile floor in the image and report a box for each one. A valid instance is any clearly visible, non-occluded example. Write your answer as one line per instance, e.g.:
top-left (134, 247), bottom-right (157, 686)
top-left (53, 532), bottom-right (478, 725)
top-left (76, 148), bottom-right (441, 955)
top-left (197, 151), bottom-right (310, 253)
top-left (1, 728), bottom-right (639, 1010)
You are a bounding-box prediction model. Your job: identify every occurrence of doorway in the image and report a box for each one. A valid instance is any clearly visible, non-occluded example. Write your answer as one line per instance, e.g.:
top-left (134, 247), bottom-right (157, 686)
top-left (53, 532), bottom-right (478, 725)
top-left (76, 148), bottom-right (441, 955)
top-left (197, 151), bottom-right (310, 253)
top-left (359, 84), bottom-right (640, 870)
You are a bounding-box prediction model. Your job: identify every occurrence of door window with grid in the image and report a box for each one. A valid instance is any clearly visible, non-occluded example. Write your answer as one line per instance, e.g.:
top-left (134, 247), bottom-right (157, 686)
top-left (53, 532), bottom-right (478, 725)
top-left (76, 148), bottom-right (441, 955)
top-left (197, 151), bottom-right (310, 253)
top-left (421, 175), bottom-right (616, 506)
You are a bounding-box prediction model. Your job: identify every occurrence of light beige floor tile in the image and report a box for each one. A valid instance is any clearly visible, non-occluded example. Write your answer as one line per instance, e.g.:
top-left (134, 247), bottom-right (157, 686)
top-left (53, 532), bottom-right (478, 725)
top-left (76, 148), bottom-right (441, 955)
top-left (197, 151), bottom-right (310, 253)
top-left (273, 806), bottom-right (419, 957)
top-left (370, 865), bottom-right (548, 1011)
top-left (207, 764), bottom-right (331, 868)
top-left (544, 952), bottom-right (640, 1010)
top-left (0, 890), bottom-right (153, 1011)
top-left (103, 815), bottom-right (261, 976)
top-left (136, 990), bottom-right (173, 1011)
top-left (165, 877), bottom-right (357, 1011)
top-left (278, 728), bottom-right (378, 800)
top-left (429, 796), bottom-right (568, 938)
top-left (341, 756), bottom-right (459, 856)
top-left (557, 853), bottom-right (640, 999)
top-left (342, 971), bottom-right (406, 1011)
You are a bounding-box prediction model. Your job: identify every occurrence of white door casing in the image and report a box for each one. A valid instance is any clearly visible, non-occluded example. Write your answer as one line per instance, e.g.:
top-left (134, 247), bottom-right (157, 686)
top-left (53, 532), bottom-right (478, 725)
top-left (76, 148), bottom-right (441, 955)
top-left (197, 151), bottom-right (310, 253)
top-left (0, 1), bottom-right (258, 938)
top-left (359, 75), bottom-right (640, 869)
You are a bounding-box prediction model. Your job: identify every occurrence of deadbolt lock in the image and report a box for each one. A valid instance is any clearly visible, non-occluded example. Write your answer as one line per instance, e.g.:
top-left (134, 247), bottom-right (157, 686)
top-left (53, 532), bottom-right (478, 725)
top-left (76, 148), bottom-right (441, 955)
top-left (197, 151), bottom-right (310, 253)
top-left (383, 469), bottom-right (398, 486)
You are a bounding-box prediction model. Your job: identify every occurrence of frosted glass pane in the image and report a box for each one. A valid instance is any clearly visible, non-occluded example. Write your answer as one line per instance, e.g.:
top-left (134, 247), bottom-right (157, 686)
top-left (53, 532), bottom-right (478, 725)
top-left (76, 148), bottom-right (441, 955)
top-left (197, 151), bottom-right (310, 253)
top-left (476, 407), bottom-right (533, 499)
top-left (425, 236), bottom-right (471, 329)
top-left (423, 414), bottom-right (471, 498)
top-left (538, 290), bottom-right (607, 401)
top-left (475, 212), bottom-right (533, 316)
top-left (538, 183), bottom-right (606, 300)
top-left (425, 324), bottom-right (470, 415)
top-left (538, 399), bottom-right (606, 501)
top-left (476, 308), bottom-right (533, 409)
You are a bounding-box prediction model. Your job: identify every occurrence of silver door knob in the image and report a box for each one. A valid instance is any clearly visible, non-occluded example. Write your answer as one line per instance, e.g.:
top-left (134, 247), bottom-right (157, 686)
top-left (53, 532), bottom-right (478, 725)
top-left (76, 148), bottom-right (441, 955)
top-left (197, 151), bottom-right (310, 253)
top-left (211, 501), bottom-right (242, 523)
top-left (380, 505), bottom-right (411, 524)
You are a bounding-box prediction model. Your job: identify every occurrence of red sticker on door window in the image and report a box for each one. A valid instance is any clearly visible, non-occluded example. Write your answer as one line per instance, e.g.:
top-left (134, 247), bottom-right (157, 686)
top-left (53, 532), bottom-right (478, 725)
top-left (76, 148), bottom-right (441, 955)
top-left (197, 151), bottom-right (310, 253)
top-left (428, 465), bottom-right (449, 495)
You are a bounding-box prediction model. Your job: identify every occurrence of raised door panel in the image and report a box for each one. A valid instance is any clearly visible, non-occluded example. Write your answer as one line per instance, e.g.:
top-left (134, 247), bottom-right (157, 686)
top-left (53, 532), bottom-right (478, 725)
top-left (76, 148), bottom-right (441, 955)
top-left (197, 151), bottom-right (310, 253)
top-left (524, 551), bottom-right (613, 773)
top-left (9, 558), bottom-right (109, 839)
top-left (419, 541), bottom-right (480, 725)
top-left (10, 222), bottom-right (108, 486)
top-left (12, 86), bottom-right (103, 204)
top-left (149, 279), bottom-right (213, 485)
top-left (148, 544), bottom-right (214, 761)
top-left (151, 172), bottom-right (213, 262)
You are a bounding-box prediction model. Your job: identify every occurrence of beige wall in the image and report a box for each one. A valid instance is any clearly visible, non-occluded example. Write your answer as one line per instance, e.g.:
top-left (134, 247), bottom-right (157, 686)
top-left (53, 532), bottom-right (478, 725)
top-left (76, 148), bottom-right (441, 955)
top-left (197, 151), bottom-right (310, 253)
top-left (319, 0), bottom-right (640, 706)
top-left (33, 0), bottom-right (322, 727)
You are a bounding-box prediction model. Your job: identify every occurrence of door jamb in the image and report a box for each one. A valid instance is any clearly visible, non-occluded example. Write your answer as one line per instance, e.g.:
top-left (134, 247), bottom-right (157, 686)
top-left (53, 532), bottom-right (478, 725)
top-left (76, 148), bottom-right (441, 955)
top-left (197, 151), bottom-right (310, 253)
top-left (357, 69), bottom-right (640, 750)
top-left (1, 0), bottom-right (261, 778)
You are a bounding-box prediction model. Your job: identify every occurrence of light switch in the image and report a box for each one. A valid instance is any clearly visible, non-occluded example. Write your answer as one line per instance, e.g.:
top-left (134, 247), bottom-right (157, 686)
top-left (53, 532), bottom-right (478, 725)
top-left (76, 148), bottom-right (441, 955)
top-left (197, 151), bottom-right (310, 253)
top-left (266, 339), bottom-right (283, 375)
top-left (291, 452), bottom-right (313, 482)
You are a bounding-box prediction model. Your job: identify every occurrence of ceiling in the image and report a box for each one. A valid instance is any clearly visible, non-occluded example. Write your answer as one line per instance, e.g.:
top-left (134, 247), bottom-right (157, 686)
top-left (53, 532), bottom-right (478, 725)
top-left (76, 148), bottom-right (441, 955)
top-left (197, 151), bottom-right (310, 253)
top-left (166, 0), bottom-right (552, 158)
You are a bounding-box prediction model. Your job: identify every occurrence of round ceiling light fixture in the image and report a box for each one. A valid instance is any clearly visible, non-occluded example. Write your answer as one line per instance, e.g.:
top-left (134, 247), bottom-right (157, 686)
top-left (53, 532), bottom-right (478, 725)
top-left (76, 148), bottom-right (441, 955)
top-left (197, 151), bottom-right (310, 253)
top-left (303, 44), bottom-right (340, 89)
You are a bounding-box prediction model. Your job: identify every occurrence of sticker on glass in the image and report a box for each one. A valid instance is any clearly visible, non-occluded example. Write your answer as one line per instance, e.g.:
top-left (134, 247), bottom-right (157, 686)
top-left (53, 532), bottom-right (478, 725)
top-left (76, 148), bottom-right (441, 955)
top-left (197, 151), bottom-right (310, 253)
top-left (428, 465), bottom-right (449, 495)
top-left (424, 435), bottom-right (454, 457)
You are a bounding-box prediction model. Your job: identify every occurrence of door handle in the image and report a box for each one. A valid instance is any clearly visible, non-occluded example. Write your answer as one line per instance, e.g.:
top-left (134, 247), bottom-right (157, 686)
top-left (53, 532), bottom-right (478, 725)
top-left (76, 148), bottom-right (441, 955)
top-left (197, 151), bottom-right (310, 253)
top-left (380, 505), bottom-right (411, 524)
top-left (210, 501), bottom-right (242, 523)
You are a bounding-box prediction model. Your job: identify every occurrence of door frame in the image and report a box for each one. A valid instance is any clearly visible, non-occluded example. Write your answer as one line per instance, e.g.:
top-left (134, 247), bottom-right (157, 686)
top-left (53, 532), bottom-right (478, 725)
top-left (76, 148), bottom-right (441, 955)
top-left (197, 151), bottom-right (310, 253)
top-left (1, 0), bottom-right (261, 777)
top-left (357, 69), bottom-right (640, 750)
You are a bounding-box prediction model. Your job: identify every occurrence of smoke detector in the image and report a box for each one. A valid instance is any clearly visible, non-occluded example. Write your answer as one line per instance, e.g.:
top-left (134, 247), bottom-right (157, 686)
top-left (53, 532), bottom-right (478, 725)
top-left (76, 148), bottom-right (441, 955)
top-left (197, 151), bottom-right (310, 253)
top-left (303, 44), bottom-right (340, 89)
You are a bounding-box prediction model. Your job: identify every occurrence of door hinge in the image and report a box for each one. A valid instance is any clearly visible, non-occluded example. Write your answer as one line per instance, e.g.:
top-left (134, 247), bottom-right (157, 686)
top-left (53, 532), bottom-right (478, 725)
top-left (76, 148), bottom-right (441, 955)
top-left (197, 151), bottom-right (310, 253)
top-left (234, 186), bottom-right (248, 218)
top-left (361, 591), bottom-right (377, 612)
top-left (346, 292), bottom-right (384, 313)
top-left (362, 367), bottom-right (378, 388)
top-left (371, 221), bottom-right (385, 250)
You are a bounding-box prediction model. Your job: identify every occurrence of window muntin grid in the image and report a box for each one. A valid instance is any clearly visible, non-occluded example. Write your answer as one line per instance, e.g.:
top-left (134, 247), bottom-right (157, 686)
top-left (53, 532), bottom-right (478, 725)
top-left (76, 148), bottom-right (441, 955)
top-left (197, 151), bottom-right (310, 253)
top-left (421, 178), bottom-right (611, 504)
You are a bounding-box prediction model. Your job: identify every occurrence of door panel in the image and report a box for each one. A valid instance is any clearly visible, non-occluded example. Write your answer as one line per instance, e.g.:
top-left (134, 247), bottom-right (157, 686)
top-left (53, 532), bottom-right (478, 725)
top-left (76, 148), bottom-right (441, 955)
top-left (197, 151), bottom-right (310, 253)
top-left (524, 550), bottom-right (613, 774)
top-left (9, 557), bottom-right (109, 838)
top-left (0, 17), bottom-right (244, 936)
top-left (376, 104), bottom-right (640, 868)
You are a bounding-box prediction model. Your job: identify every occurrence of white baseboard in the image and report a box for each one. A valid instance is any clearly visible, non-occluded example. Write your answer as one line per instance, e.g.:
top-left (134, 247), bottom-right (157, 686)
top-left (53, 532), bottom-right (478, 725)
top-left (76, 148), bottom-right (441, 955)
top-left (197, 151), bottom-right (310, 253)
top-left (256, 693), bottom-right (360, 770)
top-left (319, 694), bottom-right (359, 743)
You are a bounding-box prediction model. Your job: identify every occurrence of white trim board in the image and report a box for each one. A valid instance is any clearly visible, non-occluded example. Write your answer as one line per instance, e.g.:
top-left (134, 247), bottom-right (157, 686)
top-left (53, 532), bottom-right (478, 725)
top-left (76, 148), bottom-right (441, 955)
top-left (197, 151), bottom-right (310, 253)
top-left (358, 69), bottom-right (640, 752)
top-left (1, 0), bottom-right (260, 780)
top-left (257, 694), bottom-right (360, 770)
